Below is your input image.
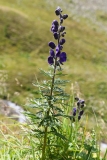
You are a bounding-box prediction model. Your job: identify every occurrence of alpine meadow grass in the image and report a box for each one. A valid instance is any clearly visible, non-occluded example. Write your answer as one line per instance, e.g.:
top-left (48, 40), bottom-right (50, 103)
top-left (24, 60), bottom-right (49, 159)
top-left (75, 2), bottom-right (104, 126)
top-left (0, 6), bottom-right (107, 160)
top-left (24, 7), bottom-right (107, 160)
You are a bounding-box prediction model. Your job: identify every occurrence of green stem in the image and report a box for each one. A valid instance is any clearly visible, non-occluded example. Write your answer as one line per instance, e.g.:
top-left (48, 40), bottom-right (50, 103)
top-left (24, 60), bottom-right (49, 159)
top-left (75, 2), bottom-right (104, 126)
top-left (42, 127), bottom-right (48, 160)
top-left (41, 62), bottom-right (57, 160)
top-left (41, 23), bottom-right (61, 160)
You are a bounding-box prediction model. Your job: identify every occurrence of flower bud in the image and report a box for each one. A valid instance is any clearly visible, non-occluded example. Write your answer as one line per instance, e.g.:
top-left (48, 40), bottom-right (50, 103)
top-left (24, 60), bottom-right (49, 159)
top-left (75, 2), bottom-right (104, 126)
top-left (60, 18), bottom-right (63, 24)
top-left (62, 14), bottom-right (68, 20)
top-left (59, 26), bottom-right (65, 32)
top-left (55, 7), bottom-right (62, 16)
top-left (48, 41), bottom-right (56, 49)
top-left (52, 20), bottom-right (59, 26)
top-left (48, 56), bottom-right (54, 65)
top-left (53, 32), bottom-right (58, 40)
top-left (55, 9), bottom-right (60, 16)
top-left (49, 49), bottom-right (55, 57)
top-left (51, 25), bottom-right (58, 33)
top-left (73, 108), bottom-right (76, 116)
top-left (79, 110), bottom-right (84, 116)
top-left (78, 115), bottom-right (81, 121)
top-left (59, 38), bottom-right (66, 45)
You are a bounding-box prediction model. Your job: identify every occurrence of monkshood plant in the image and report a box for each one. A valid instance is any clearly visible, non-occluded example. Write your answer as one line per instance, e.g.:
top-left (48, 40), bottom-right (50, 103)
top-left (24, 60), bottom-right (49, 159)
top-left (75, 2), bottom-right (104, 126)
top-left (26, 7), bottom-right (103, 160)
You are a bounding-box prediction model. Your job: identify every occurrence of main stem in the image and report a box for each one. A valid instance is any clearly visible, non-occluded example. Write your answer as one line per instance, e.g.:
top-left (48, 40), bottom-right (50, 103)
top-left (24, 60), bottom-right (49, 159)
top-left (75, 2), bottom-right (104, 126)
top-left (41, 61), bottom-right (57, 160)
top-left (42, 30), bottom-right (60, 160)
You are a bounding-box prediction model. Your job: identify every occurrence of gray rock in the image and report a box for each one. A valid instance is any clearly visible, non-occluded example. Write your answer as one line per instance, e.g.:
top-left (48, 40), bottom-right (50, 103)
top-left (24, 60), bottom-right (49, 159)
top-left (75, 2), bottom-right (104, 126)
top-left (0, 99), bottom-right (26, 123)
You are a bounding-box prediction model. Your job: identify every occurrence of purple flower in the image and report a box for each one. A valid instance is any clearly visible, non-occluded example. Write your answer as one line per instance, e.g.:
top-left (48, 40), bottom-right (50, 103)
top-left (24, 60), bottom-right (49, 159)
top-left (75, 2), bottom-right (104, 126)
top-left (59, 26), bottom-right (65, 32)
top-left (77, 99), bottom-right (85, 108)
top-left (79, 110), bottom-right (84, 116)
top-left (52, 20), bottom-right (59, 26)
top-left (51, 20), bottom-right (59, 33)
top-left (48, 41), bottom-right (56, 49)
top-left (62, 14), bottom-right (68, 20)
top-left (60, 18), bottom-right (63, 24)
top-left (73, 108), bottom-right (76, 116)
top-left (55, 9), bottom-right (60, 16)
top-left (59, 38), bottom-right (66, 45)
top-left (59, 52), bottom-right (67, 63)
top-left (48, 57), bottom-right (54, 65)
top-left (56, 45), bottom-right (60, 56)
top-left (78, 115), bottom-right (81, 121)
top-left (50, 49), bottom-right (55, 57)
top-left (55, 7), bottom-right (62, 16)
top-left (51, 24), bottom-right (58, 33)
top-left (53, 32), bottom-right (58, 40)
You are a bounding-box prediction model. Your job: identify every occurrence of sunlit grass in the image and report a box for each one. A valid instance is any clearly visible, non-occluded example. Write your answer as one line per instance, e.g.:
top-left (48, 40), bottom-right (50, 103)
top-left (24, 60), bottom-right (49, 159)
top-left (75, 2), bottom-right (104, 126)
top-left (0, 0), bottom-right (107, 143)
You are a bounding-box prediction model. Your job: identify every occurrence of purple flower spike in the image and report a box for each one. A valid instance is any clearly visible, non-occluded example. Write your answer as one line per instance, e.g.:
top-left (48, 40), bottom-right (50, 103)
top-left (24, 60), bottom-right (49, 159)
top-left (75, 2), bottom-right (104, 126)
top-left (48, 56), bottom-right (54, 65)
top-left (50, 49), bottom-right (55, 57)
top-left (59, 52), bottom-right (67, 63)
top-left (59, 38), bottom-right (66, 45)
top-left (48, 41), bottom-right (56, 49)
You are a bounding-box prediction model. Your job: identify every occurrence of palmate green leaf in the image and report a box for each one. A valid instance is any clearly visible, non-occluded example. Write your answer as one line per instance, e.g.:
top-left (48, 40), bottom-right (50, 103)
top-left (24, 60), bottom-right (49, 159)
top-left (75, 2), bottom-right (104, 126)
top-left (38, 118), bottom-right (45, 127)
top-left (42, 80), bottom-right (52, 86)
top-left (53, 131), bottom-right (67, 141)
top-left (53, 91), bottom-right (70, 98)
top-left (53, 113), bottom-right (73, 119)
top-left (29, 98), bottom-right (49, 110)
top-left (40, 69), bottom-right (53, 78)
top-left (56, 72), bottom-right (67, 76)
top-left (33, 83), bottom-right (46, 89)
top-left (38, 115), bottom-right (53, 127)
top-left (32, 129), bottom-right (44, 134)
top-left (24, 112), bottom-right (37, 121)
top-left (54, 78), bottom-right (70, 86)
top-left (41, 89), bottom-right (50, 95)
top-left (53, 105), bottom-right (64, 113)
top-left (51, 95), bottom-right (69, 103)
top-left (53, 86), bottom-right (64, 93)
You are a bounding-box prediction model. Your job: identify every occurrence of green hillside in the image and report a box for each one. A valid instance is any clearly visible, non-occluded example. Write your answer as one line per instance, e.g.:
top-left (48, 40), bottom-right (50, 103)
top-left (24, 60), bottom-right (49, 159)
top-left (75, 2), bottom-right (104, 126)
top-left (0, 0), bottom-right (107, 141)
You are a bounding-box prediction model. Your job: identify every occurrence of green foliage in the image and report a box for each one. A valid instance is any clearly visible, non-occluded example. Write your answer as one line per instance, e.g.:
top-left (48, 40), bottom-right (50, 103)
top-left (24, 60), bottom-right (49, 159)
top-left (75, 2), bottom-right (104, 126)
top-left (0, 1), bottom-right (107, 159)
top-left (24, 5), bottom-right (105, 156)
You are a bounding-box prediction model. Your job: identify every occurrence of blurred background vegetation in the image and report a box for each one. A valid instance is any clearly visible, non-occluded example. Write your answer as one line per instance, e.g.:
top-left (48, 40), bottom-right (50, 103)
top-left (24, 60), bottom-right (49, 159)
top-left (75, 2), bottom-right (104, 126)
top-left (0, 0), bottom-right (107, 142)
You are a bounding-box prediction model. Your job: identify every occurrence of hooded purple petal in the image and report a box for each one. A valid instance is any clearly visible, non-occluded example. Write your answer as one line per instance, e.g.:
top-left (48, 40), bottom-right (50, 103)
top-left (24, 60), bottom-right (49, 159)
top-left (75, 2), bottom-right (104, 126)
top-left (50, 49), bottom-right (55, 57)
top-left (56, 45), bottom-right (60, 57)
top-left (53, 32), bottom-right (58, 40)
top-left (62, 14), bottom-right (68, 20)
top-left (52, 20), bottom-right (59, 26)
top-left (73, 108), bottom-right (76, 116)
top-left (59, 38), bottom-right (66, 45)
top-left (59, 52), bottom-right (67, 63)
top-left (48, 56), bottom-right (54, 65)
top-left (48, 41), bottom-right (56, 49)
top-left (51, 25), bottom-right (58, 33)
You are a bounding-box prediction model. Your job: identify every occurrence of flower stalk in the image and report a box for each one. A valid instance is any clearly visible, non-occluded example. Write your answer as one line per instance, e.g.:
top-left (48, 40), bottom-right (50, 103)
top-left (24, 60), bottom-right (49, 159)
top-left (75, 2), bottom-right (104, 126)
top-left (41, 7), bottom-right (68, 160)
